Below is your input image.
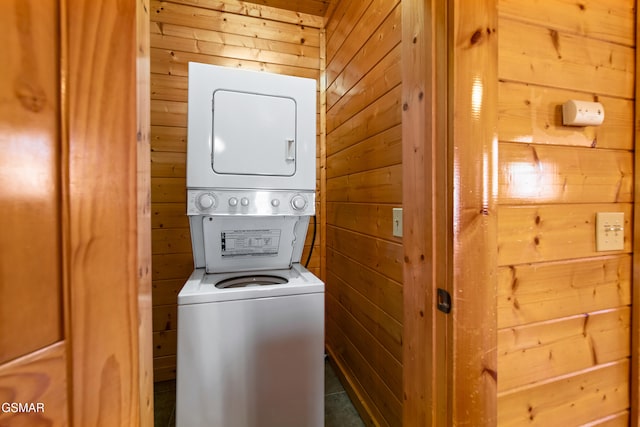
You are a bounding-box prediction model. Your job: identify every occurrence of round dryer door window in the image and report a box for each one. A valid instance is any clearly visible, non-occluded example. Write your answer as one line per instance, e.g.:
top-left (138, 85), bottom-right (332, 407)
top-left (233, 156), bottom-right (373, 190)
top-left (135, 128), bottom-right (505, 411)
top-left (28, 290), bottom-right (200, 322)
top-left (215, 275), bottom-right (288, 289)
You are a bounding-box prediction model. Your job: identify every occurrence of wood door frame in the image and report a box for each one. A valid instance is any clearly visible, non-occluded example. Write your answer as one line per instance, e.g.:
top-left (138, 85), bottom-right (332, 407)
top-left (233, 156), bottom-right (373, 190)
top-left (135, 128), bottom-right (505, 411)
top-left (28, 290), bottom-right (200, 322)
top-left (402, 0), bottom-right (498, 425)
top-left (63, 0), bottom-right (153, 425)
top-left (632, 1), bottom-right (640, 424)
top-left (401, 0), bottom-right (451, 425)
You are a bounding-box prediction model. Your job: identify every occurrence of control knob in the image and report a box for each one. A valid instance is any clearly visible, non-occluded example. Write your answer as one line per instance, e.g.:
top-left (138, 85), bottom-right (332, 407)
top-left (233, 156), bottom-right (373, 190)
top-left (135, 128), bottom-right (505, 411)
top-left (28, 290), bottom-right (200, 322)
top-left (291, 195), bottom-right (307, 211)
top-left (197, 193), bottom-right (216, 211)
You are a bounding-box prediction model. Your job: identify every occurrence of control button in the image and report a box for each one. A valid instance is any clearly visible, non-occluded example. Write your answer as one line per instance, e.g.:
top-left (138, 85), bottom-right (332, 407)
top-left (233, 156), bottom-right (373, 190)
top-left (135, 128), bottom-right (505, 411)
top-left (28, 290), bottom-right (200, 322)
top-left (271, 199), bottom-right (280, 207)
top-left (228, 197), bottom-right (238, 207)
top-left (291, 195), bottom-right (307, 210)
top-left (241, 197), bottom-right (250, 207)
top-left (197, 193), bottom-right (216, 210)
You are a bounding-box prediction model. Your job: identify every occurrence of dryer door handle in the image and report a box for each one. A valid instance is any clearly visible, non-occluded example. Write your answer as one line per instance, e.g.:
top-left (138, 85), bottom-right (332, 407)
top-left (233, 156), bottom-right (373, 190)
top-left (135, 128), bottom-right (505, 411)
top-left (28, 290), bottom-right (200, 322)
top-left (285, 138), bottom-right (295, 162)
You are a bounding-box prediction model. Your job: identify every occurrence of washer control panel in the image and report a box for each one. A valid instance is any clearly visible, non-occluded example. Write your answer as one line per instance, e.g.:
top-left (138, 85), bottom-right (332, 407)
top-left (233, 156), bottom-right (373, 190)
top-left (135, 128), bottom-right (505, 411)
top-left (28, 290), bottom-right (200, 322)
top-left (187, 189), bottom-right (315, 216)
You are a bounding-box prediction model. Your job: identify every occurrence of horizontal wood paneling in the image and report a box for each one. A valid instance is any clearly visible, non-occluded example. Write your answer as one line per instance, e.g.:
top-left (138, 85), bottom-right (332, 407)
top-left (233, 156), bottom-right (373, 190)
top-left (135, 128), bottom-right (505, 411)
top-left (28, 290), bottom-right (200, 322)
top-left (498, 360), bottom-right (629, 426)
top-left (326, 250), bottom-right (402, 322)
top-left (152, 253), bottom-right (193, 281)
top-left (153, 330), bottom-right (177, 357)
top-left (497, 203), bottom-right (632, 266)
top-left (151, 125), bottom-right (186, 152)
top-left (499, 19), bottom-right (634, 98)
top-left (151, 32), bottom-right (320, 69)
top-left (150, 99), bottom-right (186, 127)
top-left (151, 74), bottom-right (188, 103)
top-left (498, 307), bottom-right (630, 391)
top-left (496, 1), bottom-right (635, 423)
top-left (326, 125), bottom-right (402, 178)
top-left (151, 177), bottom-right (185, 203)
top-left (152, 203), bottom-right (189, 229)
top-left (151, 151), bottom-right (186, 178)
top-left (151, 46), bottom-right (320, 79)
top-left (326, 270), bottom-right (402, 363)
top-left (326, 164), bottom-right (402, 204)
top-left (152, 278), bottom-right (184, 306)
top-left (498, 255), bottom-right (632, 328)
top-left (327, 226), bottom-right (402, 283)
top-left (325, 0), bottom-right (399, 89)
top-left (153, 304), bottom-right (177, 331)
top-left (327, 85), bottom-right (403, 155)
top-left (326, 295), bottom-right (401, 427)
top-left (152, 228), bottom-right (192, 254)
top-left (327, 5), bottom-right (401, 109)
top-left (240, 0), bottom-right (332, 19)
top-left (153, 355), bottom-right (177, 382)
top-left (326, 273), bottom-right (402, 387)
top-left (498, 82), bottom-right (634, 150)
top-left (327, 45), bottom-right (401, 133)
top-left (498, 143), bottom-right (633, 205)
top-left (151, 0), bottom-right (322, 381)
top-left (498, 0), bottom-right (635, 46)
top-left (326, 202), bottom-right (401, 243)
top-left (324, 1), bottom-right (402, 425)
top-left (160, 0), bottom-right (325, 27)
top-left (324, 0), bottom-right (369, 66)
top-left (152, 1), bottom-right (321, 46)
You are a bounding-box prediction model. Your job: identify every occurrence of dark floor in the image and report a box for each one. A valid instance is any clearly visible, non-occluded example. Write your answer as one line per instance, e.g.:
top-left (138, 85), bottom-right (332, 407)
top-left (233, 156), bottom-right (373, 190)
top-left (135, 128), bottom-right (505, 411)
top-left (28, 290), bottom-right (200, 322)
top-left (154, 359), bottom-right (365, 427)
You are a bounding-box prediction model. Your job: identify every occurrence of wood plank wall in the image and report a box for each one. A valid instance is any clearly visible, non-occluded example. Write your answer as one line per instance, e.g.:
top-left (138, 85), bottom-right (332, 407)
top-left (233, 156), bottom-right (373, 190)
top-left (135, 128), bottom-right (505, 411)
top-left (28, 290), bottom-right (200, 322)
top-left (150, 0), bottom-right (323, 381)
top-left (496, 0), bottom-right (635, 425)
top-left (324, 1), bottom-right (403, 426)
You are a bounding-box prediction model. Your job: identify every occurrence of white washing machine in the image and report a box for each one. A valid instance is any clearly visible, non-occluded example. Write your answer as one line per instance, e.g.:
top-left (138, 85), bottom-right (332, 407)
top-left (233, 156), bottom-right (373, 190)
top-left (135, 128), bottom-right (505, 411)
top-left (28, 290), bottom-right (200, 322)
top-left (177, 265), bottom-right (324, 426)
top-left (176, 63), bottom-right (324, 427)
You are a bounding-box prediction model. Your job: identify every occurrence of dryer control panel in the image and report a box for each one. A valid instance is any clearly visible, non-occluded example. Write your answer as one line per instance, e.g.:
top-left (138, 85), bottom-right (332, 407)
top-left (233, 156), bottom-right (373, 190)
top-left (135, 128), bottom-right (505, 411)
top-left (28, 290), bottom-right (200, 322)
top-left (187, 189), bottom-right (315, 217)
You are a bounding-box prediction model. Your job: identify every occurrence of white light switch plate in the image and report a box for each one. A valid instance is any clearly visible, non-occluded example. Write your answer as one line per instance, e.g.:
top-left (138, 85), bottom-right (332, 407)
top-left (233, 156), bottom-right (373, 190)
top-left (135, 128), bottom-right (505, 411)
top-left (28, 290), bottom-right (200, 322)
top-left (392, 208), bottom-right (403, 237)
top-left (596, 212), bottom-right (624, 251)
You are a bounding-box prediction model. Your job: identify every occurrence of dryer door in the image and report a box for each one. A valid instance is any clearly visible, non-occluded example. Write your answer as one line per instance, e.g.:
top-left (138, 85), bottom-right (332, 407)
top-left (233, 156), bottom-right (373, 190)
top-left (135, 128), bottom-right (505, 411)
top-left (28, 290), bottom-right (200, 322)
top-left (212, 90), bottom-right (296, 177)
top-left (187, 62), bottom-right (316, 191)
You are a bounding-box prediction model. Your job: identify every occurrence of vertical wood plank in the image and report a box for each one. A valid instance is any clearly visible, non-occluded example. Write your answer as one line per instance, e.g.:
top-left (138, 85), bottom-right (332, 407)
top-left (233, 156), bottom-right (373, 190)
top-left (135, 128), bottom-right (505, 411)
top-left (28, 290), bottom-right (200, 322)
top-left (631, 1), bottom-right (640, 424)
top-left (451, 0), bottom-right (498, 424)
top-left (66, 1), bottom-right (142, 425)
top-left (137, 0), bottom-right (154, 425)
top-left (320, 28), bottom-right (327, 282)
top-left (401, 0), bottom-right (450, 425)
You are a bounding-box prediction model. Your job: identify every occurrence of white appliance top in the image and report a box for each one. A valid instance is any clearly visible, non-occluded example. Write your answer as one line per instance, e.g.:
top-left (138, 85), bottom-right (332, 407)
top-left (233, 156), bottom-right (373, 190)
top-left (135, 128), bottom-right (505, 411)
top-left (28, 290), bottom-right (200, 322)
top-left (178, 264), bottom-right (324, 305)
top-left (187, 62), bottom-right (317, 191)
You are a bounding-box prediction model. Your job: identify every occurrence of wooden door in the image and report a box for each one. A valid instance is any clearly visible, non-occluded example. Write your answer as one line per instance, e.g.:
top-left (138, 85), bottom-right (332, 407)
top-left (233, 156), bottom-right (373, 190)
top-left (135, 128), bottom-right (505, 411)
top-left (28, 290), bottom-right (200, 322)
top-left (0, 0), bottom-right (68, 424)
top-left (0, 1), bottom-right (152, 426)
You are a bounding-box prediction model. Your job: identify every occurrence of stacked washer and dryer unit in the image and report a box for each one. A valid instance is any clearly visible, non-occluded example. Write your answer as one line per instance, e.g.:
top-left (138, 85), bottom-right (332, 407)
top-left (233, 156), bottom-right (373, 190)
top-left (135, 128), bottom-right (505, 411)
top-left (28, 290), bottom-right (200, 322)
top-left (176, 62), bottom-right (325, 426)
